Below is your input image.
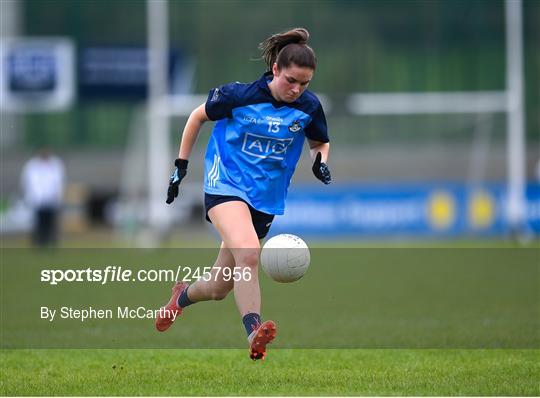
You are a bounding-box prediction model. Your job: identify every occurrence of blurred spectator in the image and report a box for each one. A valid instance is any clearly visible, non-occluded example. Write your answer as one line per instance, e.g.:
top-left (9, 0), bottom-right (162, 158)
top-left (21, 148), bottom-right (65, 247)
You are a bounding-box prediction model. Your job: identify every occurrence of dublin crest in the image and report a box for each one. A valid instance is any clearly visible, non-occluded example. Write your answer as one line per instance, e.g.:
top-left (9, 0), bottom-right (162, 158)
top-left (288, 120), bottom-right (302, 133)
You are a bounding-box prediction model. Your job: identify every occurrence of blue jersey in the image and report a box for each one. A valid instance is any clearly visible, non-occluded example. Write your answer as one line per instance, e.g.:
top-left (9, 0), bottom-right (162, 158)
top-left (203, 72), bottom-right (329, 215)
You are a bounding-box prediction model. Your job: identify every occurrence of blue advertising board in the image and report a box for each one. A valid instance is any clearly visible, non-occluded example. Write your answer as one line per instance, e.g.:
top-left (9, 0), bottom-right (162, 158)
top-left (0, 38), bottom-right (75, 112)
top-left (78, 46), bottom-right (184, 100)
top-left (271, 182), bottom-right (540, 237)
top-left (8, 47), bottom-right (57, 92)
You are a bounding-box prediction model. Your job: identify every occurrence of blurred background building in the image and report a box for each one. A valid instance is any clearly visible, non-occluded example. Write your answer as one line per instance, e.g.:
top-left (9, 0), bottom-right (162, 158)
top-left (1, 0), bottom-right (539, 245)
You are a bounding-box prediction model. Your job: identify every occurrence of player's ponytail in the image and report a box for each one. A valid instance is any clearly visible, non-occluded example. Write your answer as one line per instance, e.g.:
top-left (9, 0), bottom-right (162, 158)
top-left (258, 27), bottom-right (317, 71)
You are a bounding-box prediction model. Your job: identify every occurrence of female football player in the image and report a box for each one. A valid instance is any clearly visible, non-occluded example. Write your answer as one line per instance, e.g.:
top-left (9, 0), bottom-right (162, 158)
top-left (155, 27), bottom-right (331, 360)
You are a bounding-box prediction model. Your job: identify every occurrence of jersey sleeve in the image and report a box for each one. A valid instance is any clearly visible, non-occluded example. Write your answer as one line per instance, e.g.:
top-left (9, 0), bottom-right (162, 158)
top-left (204, 83), bottom-right (238, 121)
top-left (304, 102), bottom-right (329, 143)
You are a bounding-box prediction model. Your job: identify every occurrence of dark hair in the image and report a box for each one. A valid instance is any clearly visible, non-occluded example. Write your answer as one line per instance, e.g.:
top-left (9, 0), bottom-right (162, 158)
top-left (258, 27), bottom-right (317, 71)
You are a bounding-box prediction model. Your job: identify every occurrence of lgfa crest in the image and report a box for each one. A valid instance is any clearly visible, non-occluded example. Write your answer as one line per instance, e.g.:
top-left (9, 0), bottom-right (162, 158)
top-left (288, 120), bottom-right (302, 133)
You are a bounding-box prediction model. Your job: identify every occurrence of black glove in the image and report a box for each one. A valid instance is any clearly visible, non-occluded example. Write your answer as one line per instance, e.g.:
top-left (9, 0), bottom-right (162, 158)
top-left (166, 158), bottom-right (188, 204)
top-left (312, 152), bottom-right (332, 185)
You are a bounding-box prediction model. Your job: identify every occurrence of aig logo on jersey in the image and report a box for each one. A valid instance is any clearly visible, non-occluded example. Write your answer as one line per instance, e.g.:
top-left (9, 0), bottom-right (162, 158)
top-left (242, 133), bottom-right (293, 160)
top-left (288, 120), bottom-right (303, 133)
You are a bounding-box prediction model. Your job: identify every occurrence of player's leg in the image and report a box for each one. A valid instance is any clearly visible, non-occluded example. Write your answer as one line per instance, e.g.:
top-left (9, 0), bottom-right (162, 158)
top-left (155, 241), bottom-right (235, 332)
top-left (208, 201), bottom-right (277, 360)
top-left (185, 241), bottom-right (235, 302)
top-left (207, 200), bottom-right (261, 316)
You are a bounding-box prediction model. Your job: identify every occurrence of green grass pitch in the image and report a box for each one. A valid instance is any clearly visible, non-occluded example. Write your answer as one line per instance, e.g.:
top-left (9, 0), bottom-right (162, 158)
top-left (1, 349), bottom-right (538, 395)
top-left (1, 238), bottom-right (538, 395)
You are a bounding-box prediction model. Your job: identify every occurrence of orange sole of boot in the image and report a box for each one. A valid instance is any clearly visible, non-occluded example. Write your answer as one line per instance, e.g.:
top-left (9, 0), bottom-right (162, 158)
top-left (249, 320), bottom-right (277, 360)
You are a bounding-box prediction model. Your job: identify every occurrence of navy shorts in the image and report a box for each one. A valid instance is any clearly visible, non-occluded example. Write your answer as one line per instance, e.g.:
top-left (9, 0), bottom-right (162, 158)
top-left (204, 193), bottom-right (275, 239)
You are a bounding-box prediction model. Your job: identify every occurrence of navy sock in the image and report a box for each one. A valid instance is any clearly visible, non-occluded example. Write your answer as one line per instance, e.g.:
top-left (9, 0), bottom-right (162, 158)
top-left (177, 285), bottom-right (194, 308)
top-left (242, 313), bottom-right (261, 336)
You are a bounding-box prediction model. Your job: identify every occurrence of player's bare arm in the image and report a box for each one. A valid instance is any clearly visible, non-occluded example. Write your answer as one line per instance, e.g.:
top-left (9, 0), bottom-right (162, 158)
top-left (308, 139), bottom-right (330, 163)
top-left (178, 103), bottom-right (210, 160)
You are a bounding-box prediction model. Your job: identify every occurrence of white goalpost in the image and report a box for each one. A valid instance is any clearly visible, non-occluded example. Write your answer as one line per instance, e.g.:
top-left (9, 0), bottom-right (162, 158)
top-left (146, 0), bottom-right (172, 236)
top-left (504, 0), bottom-right (526, 231)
